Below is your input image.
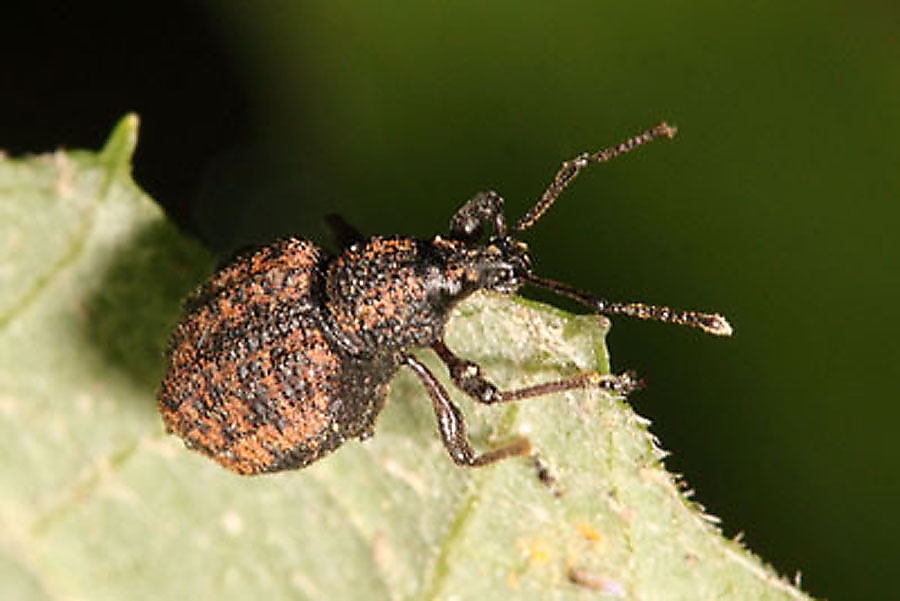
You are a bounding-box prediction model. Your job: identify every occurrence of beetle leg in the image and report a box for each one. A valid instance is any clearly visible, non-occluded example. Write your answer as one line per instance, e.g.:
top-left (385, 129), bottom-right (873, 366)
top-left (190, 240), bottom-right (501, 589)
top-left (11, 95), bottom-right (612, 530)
top-left (404, 354), bottom-right (534, 468)
top-left (431, 339), bottom-right (640, 405)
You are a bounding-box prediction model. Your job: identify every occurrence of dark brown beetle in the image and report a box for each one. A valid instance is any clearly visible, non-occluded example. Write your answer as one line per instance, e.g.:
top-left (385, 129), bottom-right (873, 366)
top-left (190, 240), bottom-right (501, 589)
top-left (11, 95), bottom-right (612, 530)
top-left (158, 123), bottom-right (731, 476)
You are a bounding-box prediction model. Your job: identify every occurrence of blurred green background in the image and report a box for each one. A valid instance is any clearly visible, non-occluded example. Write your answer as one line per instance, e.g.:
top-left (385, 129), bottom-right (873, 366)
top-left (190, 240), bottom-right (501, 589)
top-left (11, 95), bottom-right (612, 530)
top-left (4, 1), bottom-right (898, 599)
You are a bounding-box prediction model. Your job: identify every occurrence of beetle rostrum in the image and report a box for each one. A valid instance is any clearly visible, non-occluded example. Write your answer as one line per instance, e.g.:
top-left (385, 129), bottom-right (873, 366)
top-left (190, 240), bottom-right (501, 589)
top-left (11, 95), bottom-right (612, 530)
top-left (158, 122), bottom-right (732, 476)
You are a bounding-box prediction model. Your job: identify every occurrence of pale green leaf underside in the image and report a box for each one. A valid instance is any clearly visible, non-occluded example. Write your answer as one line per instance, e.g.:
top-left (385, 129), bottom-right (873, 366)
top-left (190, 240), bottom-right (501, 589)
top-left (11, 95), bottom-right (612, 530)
top-left (0, 117), bottom-right (812, 601)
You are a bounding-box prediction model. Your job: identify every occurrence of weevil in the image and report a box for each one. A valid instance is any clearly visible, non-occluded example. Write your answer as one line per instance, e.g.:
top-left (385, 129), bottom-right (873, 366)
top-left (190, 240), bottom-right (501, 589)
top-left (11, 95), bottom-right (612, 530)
top-left (158, 122), bottom-right (732, 476)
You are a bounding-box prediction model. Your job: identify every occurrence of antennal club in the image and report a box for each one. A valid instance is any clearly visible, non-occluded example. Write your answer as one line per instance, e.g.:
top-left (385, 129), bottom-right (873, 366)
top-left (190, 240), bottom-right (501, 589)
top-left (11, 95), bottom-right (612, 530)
top-left (514, 122), bottom-right (677, 233)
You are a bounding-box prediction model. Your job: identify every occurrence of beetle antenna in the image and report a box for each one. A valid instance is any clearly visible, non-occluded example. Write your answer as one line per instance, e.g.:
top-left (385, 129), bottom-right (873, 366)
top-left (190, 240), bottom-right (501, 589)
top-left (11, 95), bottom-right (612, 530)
top-left (514, 122), bottom-right (677, 233)
top-left (523, 273), bottom-right (733, 336)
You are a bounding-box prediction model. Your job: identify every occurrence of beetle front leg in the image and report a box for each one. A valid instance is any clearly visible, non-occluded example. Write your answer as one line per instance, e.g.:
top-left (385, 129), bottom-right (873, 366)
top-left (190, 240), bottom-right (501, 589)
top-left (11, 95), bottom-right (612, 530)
top-left (431, 339), bottom-right (640, 405)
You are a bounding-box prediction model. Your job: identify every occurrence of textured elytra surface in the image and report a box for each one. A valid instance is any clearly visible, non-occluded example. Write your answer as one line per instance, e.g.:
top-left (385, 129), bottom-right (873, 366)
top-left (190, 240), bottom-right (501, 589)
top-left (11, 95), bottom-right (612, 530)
top-left (159, 238), bottom-right (383, 474)
top-left (159, 234), bottom-right (471, 475)
top-left (0, 117), bottom-right (814, 601)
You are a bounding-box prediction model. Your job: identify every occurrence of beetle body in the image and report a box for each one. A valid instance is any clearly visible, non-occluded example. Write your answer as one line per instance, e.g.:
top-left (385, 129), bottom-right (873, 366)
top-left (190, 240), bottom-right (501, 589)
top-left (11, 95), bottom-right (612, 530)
top-left (158, 123), bottom-right (732, 476)
top-left (159, 234), bottom-right (526, 473)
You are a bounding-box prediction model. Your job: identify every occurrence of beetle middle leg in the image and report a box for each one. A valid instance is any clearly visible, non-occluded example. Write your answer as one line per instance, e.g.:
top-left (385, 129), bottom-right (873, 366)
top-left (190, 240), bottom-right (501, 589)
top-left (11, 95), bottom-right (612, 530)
top-left (404, 354), bottom-right (537, 466)
top-left (405, 353), bottom-right (563, 494)
top-left (431, 339), bottom-right (640, 404)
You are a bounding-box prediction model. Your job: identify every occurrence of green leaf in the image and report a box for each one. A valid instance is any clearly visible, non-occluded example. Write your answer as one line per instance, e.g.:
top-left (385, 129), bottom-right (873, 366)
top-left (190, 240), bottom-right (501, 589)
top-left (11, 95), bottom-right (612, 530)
top-left (0, 117), bottom-right (813, 600)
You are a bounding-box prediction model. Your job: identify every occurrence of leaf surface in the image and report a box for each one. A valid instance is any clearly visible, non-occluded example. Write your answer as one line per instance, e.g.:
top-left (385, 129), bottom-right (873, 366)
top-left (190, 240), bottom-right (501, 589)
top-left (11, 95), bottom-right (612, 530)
top-left (0, 117), bottom-right (812, 601)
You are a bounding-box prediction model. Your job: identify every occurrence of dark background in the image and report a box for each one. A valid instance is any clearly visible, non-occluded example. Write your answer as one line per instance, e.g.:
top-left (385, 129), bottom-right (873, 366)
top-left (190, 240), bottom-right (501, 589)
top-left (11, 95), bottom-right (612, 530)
top-left (4, 2), bottom-right (898, 599)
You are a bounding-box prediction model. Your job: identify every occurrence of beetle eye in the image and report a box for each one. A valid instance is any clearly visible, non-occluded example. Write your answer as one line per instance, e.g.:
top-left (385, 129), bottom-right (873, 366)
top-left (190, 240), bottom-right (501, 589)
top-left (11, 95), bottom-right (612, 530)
top-left (449, 191), bottom-right (504, 243)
